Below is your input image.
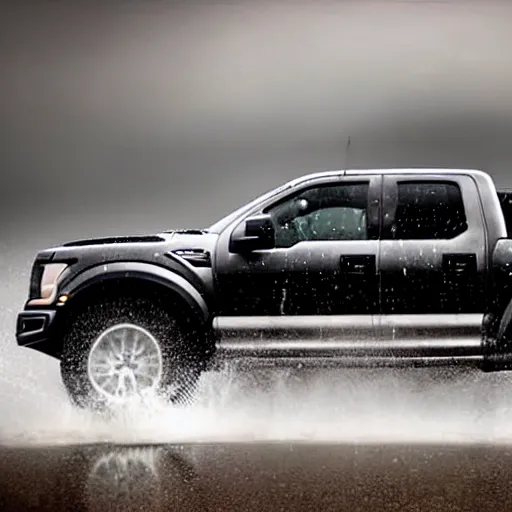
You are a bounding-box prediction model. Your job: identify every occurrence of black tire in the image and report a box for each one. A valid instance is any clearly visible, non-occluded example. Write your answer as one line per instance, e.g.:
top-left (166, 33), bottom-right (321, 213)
top-left (60, 296), bottom-right (206, 410)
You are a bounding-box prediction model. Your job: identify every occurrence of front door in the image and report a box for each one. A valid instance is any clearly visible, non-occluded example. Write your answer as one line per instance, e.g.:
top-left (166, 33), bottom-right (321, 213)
top-left (214, 175), bottom-right (382, 318)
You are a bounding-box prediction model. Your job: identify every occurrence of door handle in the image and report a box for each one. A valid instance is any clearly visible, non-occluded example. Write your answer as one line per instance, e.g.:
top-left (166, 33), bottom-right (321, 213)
top-left (443, 254), bottom-right (477, 275)
top-left (340, 255), bottom-right (376, 276)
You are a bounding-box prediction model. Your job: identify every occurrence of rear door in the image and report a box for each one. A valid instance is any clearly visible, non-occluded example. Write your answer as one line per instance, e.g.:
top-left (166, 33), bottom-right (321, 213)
top-left (378, 173), bottom-right (487, 353)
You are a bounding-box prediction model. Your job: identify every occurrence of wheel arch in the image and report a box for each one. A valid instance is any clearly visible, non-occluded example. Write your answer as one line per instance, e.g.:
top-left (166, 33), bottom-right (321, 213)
top-left (495, 297), bottom-right (512, 352)
top-left (52, 262), bottom-right (213, 358)
top-left (64, 262), bottom-right (208, 317)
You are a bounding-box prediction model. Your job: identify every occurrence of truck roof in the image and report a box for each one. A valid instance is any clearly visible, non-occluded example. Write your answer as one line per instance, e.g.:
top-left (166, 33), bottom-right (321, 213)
top-left (283, 167), bottom-right (490, 190)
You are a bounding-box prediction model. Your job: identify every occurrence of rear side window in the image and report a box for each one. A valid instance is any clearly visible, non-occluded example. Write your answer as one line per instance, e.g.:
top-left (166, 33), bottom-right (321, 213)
top-left (392, 181), bottom-right (468, 240)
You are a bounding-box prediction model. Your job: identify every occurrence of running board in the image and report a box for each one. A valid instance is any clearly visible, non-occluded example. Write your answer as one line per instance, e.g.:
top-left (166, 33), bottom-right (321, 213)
top-left (209, 355), bottom-right (484, 370)
top-left (213, 314), bottom-right (485, 360)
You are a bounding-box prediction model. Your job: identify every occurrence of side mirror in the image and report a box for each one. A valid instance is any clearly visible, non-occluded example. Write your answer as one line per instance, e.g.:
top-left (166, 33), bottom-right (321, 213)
top-left (229, 214), bottom-right (275, 253)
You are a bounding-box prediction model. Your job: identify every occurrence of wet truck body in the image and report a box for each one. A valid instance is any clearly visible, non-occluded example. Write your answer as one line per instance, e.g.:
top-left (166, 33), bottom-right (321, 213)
top-left (14, 169), bottom-right (512, 406)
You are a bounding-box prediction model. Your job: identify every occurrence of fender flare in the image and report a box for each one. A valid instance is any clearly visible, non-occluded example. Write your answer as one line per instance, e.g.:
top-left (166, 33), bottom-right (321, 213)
top-left (60, 261), bottom-right (210, 323)
top-left (496, 297), bottom-right (512, 351)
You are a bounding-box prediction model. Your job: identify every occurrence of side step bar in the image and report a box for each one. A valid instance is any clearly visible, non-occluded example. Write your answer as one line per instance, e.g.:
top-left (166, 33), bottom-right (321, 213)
top-left (212, 314), bottom-right (485, 361)
top-left (209, 356), bottom-right (485, 371)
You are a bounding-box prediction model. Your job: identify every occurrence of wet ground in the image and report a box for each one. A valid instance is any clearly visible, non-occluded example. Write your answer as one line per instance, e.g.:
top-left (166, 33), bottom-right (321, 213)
top-left (2, 441), bottom-right (512, 511)
top-left (1, 367), bottom-right (512, 511)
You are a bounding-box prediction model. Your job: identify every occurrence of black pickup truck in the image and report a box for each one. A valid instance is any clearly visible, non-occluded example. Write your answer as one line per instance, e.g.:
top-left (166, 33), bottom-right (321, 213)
top-left (15, 168), bottom-right (512, 408)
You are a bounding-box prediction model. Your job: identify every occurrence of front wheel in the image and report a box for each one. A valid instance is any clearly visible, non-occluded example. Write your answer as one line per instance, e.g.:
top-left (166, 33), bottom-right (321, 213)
top-left (60, 297), bottom-right (207, 409)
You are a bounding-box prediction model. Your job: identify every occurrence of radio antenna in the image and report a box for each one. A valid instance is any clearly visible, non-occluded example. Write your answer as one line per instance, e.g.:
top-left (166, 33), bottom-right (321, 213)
top-left (344, 136), bottom-right (351, 171)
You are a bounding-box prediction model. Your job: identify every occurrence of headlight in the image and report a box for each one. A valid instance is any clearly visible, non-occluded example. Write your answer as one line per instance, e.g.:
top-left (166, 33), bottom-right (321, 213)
top-left (27, 263), bottom-right (68, 306)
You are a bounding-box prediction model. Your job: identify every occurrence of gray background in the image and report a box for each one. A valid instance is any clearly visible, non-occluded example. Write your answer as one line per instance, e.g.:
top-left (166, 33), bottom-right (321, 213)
top-left (2, 0), bottom-right (512, 444)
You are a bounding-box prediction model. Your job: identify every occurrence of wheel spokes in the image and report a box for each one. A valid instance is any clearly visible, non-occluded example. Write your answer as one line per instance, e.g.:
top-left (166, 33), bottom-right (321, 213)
top-left (87, 323), bottom-right (163, 403)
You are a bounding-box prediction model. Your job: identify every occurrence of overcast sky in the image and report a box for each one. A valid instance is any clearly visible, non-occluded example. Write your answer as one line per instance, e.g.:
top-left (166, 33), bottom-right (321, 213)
top-left (1, 0), bottom-right (512, 242)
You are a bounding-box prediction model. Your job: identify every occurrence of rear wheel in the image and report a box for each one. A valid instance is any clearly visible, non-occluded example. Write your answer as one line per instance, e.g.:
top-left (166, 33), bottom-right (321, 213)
top-left (60, 297), bottom-right (206, 409)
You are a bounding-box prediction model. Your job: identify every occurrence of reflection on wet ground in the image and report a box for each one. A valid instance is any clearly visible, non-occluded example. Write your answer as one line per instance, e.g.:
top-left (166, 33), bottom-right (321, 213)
top-left (1, 442), bottom-right (512, 511)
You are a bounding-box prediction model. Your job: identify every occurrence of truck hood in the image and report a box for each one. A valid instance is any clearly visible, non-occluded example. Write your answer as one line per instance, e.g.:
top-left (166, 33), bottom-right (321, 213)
top-left (61, 234), bottom-right (169, 247)
top-left (35, 229), bottom-right (219, 265)
top-left (58, 229), bottom-right (211, 248)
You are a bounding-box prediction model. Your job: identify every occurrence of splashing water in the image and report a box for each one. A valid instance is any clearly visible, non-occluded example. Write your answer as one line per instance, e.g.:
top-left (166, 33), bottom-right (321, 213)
top-left (3, 339), bottom-right (512, 448)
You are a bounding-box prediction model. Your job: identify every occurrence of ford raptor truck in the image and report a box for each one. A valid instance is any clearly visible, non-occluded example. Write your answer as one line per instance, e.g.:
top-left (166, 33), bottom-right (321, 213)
top-left (15, 169), bottom-right (512, 408)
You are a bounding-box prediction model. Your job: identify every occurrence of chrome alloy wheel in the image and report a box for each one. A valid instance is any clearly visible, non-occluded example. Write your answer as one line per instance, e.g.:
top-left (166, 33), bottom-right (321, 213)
top-left (87, 323), bottom-right (163, 402)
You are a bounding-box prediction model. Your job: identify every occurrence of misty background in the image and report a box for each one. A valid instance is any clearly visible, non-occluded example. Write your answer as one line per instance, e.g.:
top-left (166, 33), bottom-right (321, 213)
top-left (2, 0), bottom-right (512, 443)
top-left (2, 0), bottom-right (512, 242)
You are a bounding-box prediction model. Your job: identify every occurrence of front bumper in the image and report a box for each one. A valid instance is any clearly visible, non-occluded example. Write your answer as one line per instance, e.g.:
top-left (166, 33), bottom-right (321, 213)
top-left (16, 309), bottom-right (60, 358)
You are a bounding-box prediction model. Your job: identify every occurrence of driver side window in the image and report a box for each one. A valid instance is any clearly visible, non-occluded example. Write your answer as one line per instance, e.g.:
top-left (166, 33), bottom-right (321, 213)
top-left (266, 182), bottom-right (370, 248)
